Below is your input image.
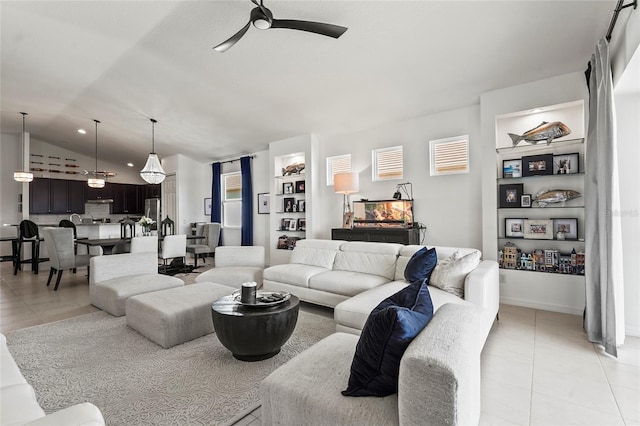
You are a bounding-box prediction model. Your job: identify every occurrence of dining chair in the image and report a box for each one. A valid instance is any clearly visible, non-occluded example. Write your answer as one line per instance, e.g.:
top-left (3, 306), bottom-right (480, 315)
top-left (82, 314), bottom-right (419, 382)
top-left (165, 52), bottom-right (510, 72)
top-left (14, 219), bottom-right (46, 275)
top-left (159, 234), bottom-right (186, 273)
top-left (130, 236), bottom-right (158, 254)
top-left (41, 227), bottom-right (90, 290)
top-left (160, 217), bottom-right (175, 237)
top-left (186, 223), bottom-right (221, 268)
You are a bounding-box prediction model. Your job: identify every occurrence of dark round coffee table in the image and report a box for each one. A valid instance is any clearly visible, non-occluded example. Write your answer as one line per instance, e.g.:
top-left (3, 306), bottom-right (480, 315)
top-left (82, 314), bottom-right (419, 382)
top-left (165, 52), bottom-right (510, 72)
top-left (211, 294), bottom-right (300, 361)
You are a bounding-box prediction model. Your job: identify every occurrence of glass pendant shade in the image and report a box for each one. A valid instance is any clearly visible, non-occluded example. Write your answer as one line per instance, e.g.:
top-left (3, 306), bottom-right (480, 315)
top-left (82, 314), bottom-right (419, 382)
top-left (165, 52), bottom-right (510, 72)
top-left (140, 118), bottom-right (166, 184)
top-left (14, 112), bottom-right (33, 183)
top-left (14, 171), bottom-right (33, 183)
top-left (87, 178), bottom-right (105, 188)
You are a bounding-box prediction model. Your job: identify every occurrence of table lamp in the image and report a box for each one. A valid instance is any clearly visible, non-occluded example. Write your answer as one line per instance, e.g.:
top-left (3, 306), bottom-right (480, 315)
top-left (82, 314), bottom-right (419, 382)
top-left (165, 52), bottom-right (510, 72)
top-left (334, 172), bottom-right (359, 227)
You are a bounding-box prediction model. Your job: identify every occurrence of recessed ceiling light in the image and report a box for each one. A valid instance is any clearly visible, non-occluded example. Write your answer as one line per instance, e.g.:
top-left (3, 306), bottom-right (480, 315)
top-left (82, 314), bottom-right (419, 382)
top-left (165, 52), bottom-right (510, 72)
top-left (127, 162), bottom-right (134, 167)
top-left (77, 129), bottom-right (86, 134)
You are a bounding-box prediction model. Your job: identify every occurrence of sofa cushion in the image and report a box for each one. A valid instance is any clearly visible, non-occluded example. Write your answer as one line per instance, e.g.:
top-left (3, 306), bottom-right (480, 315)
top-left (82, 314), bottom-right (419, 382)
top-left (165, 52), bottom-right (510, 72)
top-left (308, 271), bottom-right (391, 297)
top-left (334, 250), bottom-right (398, 280)
top-left (334, 281), bottom-right (466, 332)
top-left (395, 246), bottom-right (481, 281)
top-left (342, 281), bottom-right (434, 397)
top-left (263, 264), bottom-right (329, 288)
top-left (195, 266), bottom-right (263, 288)
top-left (0, 384), bottom-right (46, 425)
top-left (430, 250), bottom-right (481, 298)
top-left (403, 247), bottom-right (437, 284)
top-left (289, 240), bottom-right (342, 269)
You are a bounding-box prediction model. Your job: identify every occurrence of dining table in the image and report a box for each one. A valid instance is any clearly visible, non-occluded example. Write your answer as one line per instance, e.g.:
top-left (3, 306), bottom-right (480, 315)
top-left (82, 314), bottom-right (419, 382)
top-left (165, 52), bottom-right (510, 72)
top-left (76, 235), bottom-right (204, 255)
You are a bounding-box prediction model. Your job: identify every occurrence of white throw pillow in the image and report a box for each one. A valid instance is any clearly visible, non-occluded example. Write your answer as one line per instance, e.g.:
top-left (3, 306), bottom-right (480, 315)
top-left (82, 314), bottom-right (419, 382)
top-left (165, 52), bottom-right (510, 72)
top-left (430, 250), bottom-right (481, 298)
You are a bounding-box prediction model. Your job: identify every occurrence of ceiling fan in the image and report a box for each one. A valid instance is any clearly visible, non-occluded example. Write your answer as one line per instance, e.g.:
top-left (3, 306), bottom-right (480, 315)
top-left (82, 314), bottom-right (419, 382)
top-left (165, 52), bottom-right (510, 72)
top-left (213, 0), bottom-right (347, 52)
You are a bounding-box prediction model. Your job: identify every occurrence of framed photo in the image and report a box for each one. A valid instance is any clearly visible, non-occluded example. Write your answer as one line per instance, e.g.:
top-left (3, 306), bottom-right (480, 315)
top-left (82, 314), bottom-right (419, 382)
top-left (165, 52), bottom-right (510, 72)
top-left (297, 199), bottom-right (305, 212)
top-left (523, 219), bottom-right (554, 240)
top-left (295, 180), bottom-right (305, 193)
top-left (522, 154), bottom-right (554, 177)
top-left (521, 194), bottom-right (532, 208)
top-left (499, 183), bottom-right (524, 208)
top-left (257, 193), bottom-right (270, 214)
top-left (204, 198), bottom-right (212, 215)
top-left (283, 197), bottom-right (295, 213)
top-left (553, 153), bottom-right (579, 175)
top-left (298, 218), bottom-right (306, 231)
top-left (502, 159), bottom-right (522, 178)
top-left (288, 219), bottom-right (298, 231)
top-left (553, 218), bottom-right (578, 240)
top-left (343, 212), bottom-right (354, 229)
top-left (283, 182), bottom-right (294, 194)
top-left (505, 218), bottom-right (526, 238)
top-left (280, 218), bottom-right (293, 231)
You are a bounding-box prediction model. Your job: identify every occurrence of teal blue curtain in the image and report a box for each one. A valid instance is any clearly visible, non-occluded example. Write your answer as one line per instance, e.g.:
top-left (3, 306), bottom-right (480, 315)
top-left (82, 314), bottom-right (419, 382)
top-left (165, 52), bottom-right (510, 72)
top-left (240, 156), bottom-right (253, 245)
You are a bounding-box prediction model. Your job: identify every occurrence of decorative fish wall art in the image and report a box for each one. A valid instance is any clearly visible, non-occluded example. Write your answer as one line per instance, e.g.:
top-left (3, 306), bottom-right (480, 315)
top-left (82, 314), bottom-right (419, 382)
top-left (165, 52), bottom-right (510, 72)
top-left (534, 189), bottom-right (581, 207)
top-left (508, 121), bottom-right (571, 146)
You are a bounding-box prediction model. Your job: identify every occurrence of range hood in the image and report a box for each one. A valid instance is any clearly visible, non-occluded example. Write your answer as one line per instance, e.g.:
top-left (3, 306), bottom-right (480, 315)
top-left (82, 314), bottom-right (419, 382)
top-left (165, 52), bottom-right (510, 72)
top-left (86, 199), bottom-right (114, 204)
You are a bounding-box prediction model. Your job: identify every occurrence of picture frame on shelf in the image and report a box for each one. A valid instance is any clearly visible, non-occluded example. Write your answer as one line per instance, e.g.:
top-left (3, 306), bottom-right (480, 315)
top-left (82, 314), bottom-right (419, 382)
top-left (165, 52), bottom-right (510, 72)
top-left (502, 159), bottom-right (522, 178)
top-left (552, 218), bottom-right (578, 240)
top-left (499, 183), bottom-right (524, 208)
top-left (277, 235), bottom-right (289, 249)
top-left (553, 153), bottom-right (579, 175)
top-left (297, 199), bottom-right (305, 212)
top-left (522, 154), bottom-right (554, 177)
top-left (298, 218), bottom-right (306, 231)
top-left (283, 197), bottom-right (295, 212)
top-left (523, 219), bottom-right (554, 240)
top-left (521, 194), bottom-right (532, 208)
top-left (257, 193), bottom-right (270, 214)
top-left (283, 182), bottom-right (294, 194)
top-left (505, 218), bottom-right (526, 238)
top-left (288, 219), bottom-right (298, 231)
top-left (280, 218), bottom-right (289, 231)
top-left (204, 198), bottom-right (212, 215)
top-left (295, 180), bottom-right (305, 193)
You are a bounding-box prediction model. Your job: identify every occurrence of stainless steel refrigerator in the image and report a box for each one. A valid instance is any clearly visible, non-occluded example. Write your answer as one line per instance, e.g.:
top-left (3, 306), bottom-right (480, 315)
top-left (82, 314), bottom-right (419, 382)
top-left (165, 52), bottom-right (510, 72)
top-left (144, 198), bottom-right (161, 230)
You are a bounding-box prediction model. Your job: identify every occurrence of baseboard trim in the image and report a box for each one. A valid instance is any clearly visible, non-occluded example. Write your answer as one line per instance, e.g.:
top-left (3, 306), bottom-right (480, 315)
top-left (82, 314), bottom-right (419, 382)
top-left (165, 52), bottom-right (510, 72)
top-left (500, 297), bottom-right (584, 316)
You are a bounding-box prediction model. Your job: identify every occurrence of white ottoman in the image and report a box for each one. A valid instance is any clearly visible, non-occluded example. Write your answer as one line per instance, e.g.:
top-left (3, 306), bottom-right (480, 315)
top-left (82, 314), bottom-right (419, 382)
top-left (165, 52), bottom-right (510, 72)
top-left (125, 282), bottom-right (236, 348)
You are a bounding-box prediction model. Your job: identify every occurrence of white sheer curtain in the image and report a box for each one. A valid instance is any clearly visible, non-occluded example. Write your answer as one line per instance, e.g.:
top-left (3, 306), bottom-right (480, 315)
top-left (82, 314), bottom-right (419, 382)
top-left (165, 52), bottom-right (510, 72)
top-left (584, 38), bottom-right (625, 357)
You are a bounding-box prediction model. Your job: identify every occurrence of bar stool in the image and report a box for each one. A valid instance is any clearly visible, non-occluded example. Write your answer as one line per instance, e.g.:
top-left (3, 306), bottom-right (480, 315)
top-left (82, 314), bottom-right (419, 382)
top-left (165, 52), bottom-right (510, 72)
top-left (14, 220), bottom-right (46, 275)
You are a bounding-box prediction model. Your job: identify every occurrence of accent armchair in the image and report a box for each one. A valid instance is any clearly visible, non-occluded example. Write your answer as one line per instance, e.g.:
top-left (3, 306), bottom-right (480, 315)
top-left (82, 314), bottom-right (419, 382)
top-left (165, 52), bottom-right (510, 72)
top-left (186, 223), bottom-right (221, 268)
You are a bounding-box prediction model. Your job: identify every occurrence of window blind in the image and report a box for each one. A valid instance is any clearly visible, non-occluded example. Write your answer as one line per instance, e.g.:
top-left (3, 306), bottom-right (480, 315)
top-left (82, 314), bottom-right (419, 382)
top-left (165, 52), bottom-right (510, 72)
top-left (373, 146), bottom-right (403, 181)
top-left (224, 172), bottom-right (242, 200)
top-left (430, 136), bottom-right (469, 176)
top-left (326, 154), bottom-right (351, 185)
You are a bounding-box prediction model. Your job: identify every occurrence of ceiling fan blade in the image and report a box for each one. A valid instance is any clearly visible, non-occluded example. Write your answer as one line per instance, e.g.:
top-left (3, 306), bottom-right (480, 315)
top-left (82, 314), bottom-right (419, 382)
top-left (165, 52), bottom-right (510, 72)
top-left (270, 19), bottom-right (347, 39)
top-left (213, 21), bottom-right (251, 52)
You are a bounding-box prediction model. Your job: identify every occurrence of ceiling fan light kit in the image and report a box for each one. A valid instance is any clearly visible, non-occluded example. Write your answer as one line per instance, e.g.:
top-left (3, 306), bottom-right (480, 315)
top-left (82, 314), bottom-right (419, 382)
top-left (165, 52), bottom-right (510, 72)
top-left (14, 112), bottom-right (34, 183)
top-left (88, 119), bottom-right (106, 189)
top-left (213, 0), bottom-right (347, 52)
top-left (140, 118), bottom-right (166, 185)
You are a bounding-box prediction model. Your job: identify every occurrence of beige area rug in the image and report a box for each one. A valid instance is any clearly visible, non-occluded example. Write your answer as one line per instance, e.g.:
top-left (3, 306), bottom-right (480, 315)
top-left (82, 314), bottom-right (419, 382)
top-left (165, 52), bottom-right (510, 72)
top-left (6, 309), bottom-right (335, 425)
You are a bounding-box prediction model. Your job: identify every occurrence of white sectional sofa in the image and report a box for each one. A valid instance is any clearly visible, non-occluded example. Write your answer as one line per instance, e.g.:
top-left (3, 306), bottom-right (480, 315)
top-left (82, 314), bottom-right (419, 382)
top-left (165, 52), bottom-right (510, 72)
top-left (1, 334), bottom-right (104, 426)
top-left (262, 239), bottom-right (499, 341)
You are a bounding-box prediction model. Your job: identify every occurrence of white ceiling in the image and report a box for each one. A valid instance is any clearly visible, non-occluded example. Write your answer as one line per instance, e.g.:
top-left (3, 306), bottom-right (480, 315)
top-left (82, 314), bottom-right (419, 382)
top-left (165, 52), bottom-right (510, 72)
top-left (1, 1), bottom-right (616, 169)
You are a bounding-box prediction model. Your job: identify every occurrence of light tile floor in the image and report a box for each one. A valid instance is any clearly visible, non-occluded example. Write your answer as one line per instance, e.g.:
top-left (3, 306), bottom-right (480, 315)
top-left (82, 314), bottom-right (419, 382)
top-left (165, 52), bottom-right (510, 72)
top-left (1, 260), bottom-right (638, 425)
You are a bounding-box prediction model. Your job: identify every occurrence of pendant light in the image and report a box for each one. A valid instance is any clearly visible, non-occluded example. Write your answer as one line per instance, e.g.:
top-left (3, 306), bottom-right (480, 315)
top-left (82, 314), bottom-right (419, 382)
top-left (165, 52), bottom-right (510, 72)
top-left (13, 112), bottom-right (34, 183)
top-left (87, 120), bottom-right (105, 188)
top-left (140, 118), bottom-right (166, 184)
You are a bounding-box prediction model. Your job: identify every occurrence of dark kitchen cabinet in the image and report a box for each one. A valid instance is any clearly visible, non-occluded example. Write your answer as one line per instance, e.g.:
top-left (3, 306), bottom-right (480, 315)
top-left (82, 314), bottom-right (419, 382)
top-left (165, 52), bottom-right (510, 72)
top-left (85, 184), bottom-right (111, 202)
top-left (112, 184), bottom-right (143, 214)
top-left (144, 184), bottom-right (161, 199)
top-left (30, 178), bottom-right (85, 214)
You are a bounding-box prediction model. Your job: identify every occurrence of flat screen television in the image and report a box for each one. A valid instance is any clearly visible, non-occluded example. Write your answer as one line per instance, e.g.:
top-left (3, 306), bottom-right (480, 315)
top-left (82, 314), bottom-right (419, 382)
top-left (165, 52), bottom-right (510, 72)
top-left (352, 199), bottom-right (413, 228)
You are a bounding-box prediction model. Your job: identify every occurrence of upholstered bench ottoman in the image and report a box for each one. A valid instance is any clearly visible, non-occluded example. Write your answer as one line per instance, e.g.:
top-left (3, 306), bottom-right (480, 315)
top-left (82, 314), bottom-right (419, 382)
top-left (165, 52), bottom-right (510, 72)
top-left (125, 282), bottom-right (236, 348)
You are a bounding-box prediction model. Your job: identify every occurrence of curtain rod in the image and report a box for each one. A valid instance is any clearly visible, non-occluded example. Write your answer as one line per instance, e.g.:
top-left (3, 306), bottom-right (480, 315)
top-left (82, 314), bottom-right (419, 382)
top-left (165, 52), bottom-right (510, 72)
top-left (212, 154), bottom-right (256, 165)
top-left (606, 0), bottom-right (637, 41)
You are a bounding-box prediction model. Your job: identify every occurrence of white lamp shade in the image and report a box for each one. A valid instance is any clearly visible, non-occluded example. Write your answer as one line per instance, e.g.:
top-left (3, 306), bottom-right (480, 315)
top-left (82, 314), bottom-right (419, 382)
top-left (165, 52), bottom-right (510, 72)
top-left (87, 178), bottom-right (105, 188)
top-left (140, 153), bottom-right (166, 184)
top-left (14, 171), bottom-right (33, 183)
top-left (334, 172), bottom-right (359, 194)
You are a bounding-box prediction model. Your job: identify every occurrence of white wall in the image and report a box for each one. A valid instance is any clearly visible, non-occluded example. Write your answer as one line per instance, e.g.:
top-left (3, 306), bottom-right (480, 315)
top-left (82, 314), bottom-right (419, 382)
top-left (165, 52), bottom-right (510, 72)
top-left (480, 71), bottom-right (589, 315)
top-left (0, 133), bottom-right (23, 227)
top-left (316, 105), bottom-right (482, 249)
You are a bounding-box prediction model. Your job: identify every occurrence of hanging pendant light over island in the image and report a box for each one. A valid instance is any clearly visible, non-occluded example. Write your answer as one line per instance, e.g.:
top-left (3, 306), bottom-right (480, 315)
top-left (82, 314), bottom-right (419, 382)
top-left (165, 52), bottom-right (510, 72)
top-left (87, 119), bottom-right (105, 188)
top-left (140, 118), bottom-right (166, 184)
top-left (14, 112), bottom-right (34, 183)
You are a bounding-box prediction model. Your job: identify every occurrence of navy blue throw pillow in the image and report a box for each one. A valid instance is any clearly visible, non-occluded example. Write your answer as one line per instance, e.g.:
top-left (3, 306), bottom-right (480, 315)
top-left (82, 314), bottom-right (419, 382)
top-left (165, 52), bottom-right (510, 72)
top-left (342, 281), bottom-right (434, 397)
top-left (403, 247), bottom-right (438, 285)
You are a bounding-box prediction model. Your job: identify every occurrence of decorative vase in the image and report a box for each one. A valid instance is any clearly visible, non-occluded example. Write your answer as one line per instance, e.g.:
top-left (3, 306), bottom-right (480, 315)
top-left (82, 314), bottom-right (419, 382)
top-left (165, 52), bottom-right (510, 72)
top-left (143, 226), bottom-right (150, 236)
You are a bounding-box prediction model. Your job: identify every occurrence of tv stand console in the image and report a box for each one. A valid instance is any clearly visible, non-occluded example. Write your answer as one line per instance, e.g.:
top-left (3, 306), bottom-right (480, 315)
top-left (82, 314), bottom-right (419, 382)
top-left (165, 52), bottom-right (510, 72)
top-left (331, 228), bottom-right (419, 245)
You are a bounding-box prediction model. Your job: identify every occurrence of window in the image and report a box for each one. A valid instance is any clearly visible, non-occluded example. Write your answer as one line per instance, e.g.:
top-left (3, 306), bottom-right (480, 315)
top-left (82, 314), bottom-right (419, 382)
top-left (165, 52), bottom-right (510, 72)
top-left (326, 154), bottom-right (351, 185)
top-left (372, 146), bottom-right (403, 181)
top-left (223, 172), bottom-right (242, 228)
top-left (429, 135), bottom-right (470, 176)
